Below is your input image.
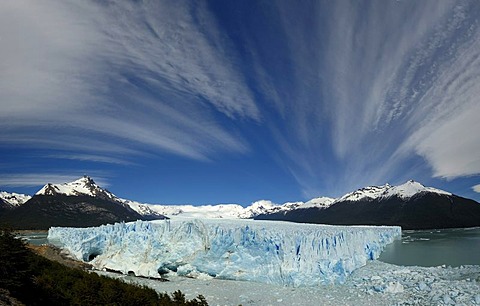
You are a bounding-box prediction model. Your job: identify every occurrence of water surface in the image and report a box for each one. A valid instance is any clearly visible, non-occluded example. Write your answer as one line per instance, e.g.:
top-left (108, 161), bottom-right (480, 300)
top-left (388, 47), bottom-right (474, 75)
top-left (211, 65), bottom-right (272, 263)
top-left (378, 227), bottom-right (480, 267)
top-left (17, 232), bottom-right (49, 246)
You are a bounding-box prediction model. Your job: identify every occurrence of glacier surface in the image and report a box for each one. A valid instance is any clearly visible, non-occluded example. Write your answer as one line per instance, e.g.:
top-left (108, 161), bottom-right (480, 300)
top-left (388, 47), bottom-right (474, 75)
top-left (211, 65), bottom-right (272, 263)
top-left (48, 219), bottom-right (401, 286)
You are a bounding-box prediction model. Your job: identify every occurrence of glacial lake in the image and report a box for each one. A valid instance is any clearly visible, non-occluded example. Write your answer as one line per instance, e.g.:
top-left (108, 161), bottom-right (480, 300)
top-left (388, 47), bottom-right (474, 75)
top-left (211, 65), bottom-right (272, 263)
top-left (17, 232), bottom-right (48, 246)
top-left (378, 227), bottom-right (480, 267)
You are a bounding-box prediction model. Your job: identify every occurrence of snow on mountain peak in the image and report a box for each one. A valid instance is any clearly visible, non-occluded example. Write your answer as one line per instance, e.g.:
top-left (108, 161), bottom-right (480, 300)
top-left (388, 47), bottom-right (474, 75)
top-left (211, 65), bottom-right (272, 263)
top-left (387, 180), bottom-right (451, 199)
top-left (30, 175), bottom-right (452, 219)
top-left (339, 180), bottom-right (451, 202)
top-left (237, 200), bottom-right (280, 218)
top-left (35, 176), bottom-right (114, 200)
top-left (246, 200), bottom-right (277, 212)
top-left (302, 197), bottom-right (335, 209)
top-left (339, 184), bottom-right (391, 202)
top-left (0, 191), bottom-right (31, 206)
top-left (125, 201), bottom-right (245, 219)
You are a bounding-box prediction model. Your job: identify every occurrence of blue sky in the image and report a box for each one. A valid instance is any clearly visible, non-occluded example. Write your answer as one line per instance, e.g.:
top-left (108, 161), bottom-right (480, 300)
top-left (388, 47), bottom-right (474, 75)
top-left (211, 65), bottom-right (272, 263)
top-left (1, 0), bottom-right (480, 205)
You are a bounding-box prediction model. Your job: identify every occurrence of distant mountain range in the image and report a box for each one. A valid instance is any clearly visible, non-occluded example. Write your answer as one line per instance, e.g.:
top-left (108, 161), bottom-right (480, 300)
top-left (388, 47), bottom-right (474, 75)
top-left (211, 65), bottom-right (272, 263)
top-left (0, 176), bottom-right (335, 222)
top-left (1, 177), bottom-right (479, 230)
top-left (256, 180), bottom-right (480, 230)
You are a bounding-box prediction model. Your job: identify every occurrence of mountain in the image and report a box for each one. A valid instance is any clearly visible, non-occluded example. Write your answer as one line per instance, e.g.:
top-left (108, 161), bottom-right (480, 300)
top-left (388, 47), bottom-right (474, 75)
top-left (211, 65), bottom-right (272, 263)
top-left (0, 191), bottom-right (31, 209)
top-left (29, 177), bottom-right (313, 220)
top-left (36, 176), bottom-right (122, 202)
top-left (255, 180), bottom-right (480, 230)
top-left (127, 198), bottom-right (336, 220)
top-left (0, 176), bottom-right (166, 229)
top-left (2, 177), bottom-right (479, 230)
top-left (36, 176), bottom-right (166, 220)
top-left (336, 180), bottom-right (451, 202)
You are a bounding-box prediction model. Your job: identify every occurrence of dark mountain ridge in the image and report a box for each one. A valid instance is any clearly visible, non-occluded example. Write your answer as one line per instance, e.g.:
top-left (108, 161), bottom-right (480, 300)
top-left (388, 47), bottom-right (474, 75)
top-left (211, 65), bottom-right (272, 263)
top-left (0, 195), bottom-right (154, 230)
top-left (256, 192), bottom-right (480, 230)
top-left (1, 177), bottom-right (479, 230)
top-left (0, 176), bottom-right (166, 230)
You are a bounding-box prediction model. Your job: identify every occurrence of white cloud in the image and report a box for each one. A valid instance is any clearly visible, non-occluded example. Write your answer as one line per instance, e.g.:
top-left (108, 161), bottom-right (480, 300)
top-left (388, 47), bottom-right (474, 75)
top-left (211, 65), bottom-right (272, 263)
top-left (321, 1), bottom-right (454, 160)
top-left (402, 16), bottom-right (480, 179)
top-left (1, 0), bottom-right (479, 199)
top-left (91, 0), bottom-right (259, 120)
top-left (0, 0), bottom-right (256, 162)
top-left (48, 154), bottom-right (136, 166)
top-left (473, 185), bottom-right (480, 193)
top-left (250, 1), bottom-right (480, 196)
top-left (0, 173), bottom-right (110, 188)
top-left (411, 103), bottom-right (480, 179)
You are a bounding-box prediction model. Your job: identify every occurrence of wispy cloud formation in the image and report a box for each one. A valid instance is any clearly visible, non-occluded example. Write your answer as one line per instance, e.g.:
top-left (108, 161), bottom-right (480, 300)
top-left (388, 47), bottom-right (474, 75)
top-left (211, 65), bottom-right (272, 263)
top-left (250, 1), bottom-right (480, 197)
top-left (0, 173), bottom-right (110, 188)
top-left (1, 0), bottom-right (479, 201)
top-left (47, 154), bottom-right (136, 166)
top-left (0, 0), bottom-right (256, 163)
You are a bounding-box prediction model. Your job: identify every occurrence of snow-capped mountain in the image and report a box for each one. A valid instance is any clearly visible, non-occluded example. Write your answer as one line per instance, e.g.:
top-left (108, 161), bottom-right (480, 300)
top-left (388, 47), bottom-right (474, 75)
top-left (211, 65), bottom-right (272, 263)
top-left (0, 191), bottom-right (31, 207)
top-left (18, 177), bottom-right (456, 222)
top-left (338, 180), bottom-right (451, 202)
top-left (3, 176), bottom-right (479, 229)
top-left (36, 177), bottom-right (334, 219)
top-left (124, 200), bottom-right (299, 219)
top-left (236, 200), bottom-right (300, 218)
top-left (139, 203), bottom-right (246, 219)
top-left (36, 176), bottom-right (116, 200)
top-left (0, 176), bottom-right (165, 229)
top-left (35, 176), bottom-right (164, 219)
top-left (127, 198), bottom-right (335, 220)
top-left (32, 176), bottom-right (247, 219)
top-left (256, 180), bottom-right (480, 230)
top-left (303, 197), bottom-right (336, 208)
top-left (235, 198), bottom-right (335, 218)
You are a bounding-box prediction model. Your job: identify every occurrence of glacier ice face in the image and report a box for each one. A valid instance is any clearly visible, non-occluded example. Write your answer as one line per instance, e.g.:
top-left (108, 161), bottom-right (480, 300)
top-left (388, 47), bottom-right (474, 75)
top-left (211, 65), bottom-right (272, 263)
top-left (48, 219), bottom-right (401, 287)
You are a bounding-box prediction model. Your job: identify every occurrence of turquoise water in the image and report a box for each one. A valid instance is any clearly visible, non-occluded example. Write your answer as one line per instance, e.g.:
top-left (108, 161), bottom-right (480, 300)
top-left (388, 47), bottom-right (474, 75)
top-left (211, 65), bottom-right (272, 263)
top-left (17, 232), bottom-right (49, 246)
top-left (378, 227), bottom-right (480, 267)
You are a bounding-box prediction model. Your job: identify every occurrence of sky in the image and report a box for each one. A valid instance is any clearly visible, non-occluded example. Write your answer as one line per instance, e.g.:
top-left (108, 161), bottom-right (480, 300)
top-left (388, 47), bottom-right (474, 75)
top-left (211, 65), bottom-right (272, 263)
top-left (1, 0), bottom-right (480, 205)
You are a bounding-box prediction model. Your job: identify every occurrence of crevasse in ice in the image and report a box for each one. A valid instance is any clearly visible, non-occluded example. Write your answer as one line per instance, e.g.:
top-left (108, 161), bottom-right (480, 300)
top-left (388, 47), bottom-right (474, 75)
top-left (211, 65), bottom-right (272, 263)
top-left (47, 219), bottom-right (401, 286)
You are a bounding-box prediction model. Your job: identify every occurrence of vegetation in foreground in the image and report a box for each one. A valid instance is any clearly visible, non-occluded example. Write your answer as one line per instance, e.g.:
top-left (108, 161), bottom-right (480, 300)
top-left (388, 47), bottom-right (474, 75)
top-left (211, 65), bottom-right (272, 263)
top-left (0, 227), bottom-right (208, 305)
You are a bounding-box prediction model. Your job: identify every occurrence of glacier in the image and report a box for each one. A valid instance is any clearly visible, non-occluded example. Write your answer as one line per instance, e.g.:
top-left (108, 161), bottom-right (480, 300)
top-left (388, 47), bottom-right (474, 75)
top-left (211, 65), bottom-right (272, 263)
top-left (47, 219), bottom-right (401, 287)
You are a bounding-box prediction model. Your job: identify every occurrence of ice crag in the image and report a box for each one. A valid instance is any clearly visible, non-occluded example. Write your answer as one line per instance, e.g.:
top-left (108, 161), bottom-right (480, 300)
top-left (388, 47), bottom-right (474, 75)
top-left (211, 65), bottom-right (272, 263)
top-left (48, 219), bottom-right (401, 287)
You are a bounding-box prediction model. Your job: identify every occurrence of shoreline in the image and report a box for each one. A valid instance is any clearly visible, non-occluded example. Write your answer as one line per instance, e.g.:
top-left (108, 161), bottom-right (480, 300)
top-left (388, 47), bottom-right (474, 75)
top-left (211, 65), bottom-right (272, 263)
top-left (14, 229), bottom-right (49, 234)
top-left (27, 243), bottom-right (93, 271)
top-left (27, 243), bottom-right (480, 305)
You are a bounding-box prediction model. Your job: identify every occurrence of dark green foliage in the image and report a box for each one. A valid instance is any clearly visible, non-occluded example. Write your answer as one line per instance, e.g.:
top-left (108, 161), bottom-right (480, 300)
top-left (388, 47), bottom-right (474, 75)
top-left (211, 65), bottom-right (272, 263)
top-left (0, 228), bottom-right (32, 294)
top-left (0, 227), bottom-right (209, 305)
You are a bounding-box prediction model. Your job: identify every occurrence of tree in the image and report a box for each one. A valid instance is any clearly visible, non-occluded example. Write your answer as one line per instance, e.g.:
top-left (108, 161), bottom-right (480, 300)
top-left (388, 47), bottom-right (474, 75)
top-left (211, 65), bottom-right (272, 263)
top-left (0, 228), bottom-right (32, 293)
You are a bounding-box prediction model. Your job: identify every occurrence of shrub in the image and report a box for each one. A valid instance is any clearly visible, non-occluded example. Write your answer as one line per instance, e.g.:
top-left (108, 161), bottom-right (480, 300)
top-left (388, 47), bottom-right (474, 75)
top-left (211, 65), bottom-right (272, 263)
top-left (0, 227), bottom-right (209, 305)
